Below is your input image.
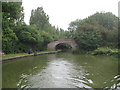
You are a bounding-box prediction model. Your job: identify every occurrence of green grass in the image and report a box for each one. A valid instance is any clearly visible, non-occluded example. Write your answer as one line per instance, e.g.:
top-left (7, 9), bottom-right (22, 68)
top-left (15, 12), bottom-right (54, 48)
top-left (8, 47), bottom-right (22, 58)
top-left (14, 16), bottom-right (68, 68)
top-left (2, 50), bottom-right (59, 60)
top-left (37, 50), bottom-right (60, 53)
top-left (2, 53), bottom-right (28, 59)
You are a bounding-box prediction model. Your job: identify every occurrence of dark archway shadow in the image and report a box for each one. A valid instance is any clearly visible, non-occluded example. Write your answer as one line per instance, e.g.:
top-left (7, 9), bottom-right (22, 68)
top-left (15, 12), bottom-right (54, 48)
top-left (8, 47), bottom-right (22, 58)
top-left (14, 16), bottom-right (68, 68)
top-left (47, 39), bottom-right (78, 50)
top-left (55, 43), bottom-right (72, 51)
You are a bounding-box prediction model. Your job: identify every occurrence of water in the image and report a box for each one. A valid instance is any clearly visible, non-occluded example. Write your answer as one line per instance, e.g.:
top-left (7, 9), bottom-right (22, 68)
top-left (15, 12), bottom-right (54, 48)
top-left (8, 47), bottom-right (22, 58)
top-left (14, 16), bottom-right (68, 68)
top-left (2, 53), bottom-right (119, 88)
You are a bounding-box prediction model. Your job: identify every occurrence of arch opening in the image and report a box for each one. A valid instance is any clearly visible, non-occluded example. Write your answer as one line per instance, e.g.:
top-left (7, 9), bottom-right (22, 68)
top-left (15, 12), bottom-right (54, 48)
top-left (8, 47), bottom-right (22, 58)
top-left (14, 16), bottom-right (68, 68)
top-left (47, 39), bottom-right (78, 50)
top-left (55, 43), bottom-right (72, 51)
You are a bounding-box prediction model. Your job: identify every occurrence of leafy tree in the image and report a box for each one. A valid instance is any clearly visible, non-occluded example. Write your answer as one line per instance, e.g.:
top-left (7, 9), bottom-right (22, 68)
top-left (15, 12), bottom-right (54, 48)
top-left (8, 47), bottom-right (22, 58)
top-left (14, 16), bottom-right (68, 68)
top-left (74, 24), bottom-right (102, 50)
top-left (68, 12), bottom-right (118, 49)
top-left (2, 2), bottom-right (24, 54)
top-left (13, 24), bottom-right (45, 52)
top-left (78, 12), bottom-right (118, 30)
top-left (2, 2), bottom-right (66, 54)
top-left (2, 2), bottom-right (24, 29)
top-left (40, 31), bottom-right (53, 50)
top-left (14, 25), bottom-right (43, 46)
top-left (29, 7), bottom-right (60, 41)
top-left (2, 28), bottom-right (18, 53)
top-left (68, 19), bottom-right (81, 31)
top-left (29, 7), bottom-right (49, 30)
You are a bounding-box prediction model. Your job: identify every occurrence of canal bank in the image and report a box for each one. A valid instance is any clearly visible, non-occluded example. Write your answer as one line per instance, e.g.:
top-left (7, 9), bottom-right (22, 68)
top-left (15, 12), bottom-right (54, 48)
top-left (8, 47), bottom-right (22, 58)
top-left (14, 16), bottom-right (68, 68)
top-left (72, 47), bottom-right (119, 57)
top-left (1, 50), bottom-right (61, 62)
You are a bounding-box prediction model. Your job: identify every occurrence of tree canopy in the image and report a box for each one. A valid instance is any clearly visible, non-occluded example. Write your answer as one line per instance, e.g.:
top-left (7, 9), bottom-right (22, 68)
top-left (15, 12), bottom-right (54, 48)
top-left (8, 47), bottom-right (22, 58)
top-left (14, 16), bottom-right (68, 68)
top-left (2, 3), bottom-right (68, 54)
top-left (68, 12), bottom-right (118, 50)
top-left (2, 2), bottom-right (119, 54)
top-left (29, 7), bottom-right (49, 30)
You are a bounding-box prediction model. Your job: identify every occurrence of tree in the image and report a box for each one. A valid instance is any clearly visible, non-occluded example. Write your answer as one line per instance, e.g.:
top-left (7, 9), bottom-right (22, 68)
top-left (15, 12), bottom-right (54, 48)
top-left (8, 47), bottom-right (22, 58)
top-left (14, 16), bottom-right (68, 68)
top-left (74, 24), bottom-right (102, 50)
top-left (29, 7), bottom-right (49, 30)
top-left (2, 2), bottom-right (24, 53)
top-left (29, 7), bottom-right (68, 41)
top-left (2, 2), bottom-right (24, 28)
top-left (13, 24), bottom-right (45, 52)
top-left (39, 31), bottom-right (53, 50)
top-left (15, 25), bottom-right (42, 45)
top-left (68, 12), bottom-right (118, 49)
top-left (2, 28), bottom-right (18, 53)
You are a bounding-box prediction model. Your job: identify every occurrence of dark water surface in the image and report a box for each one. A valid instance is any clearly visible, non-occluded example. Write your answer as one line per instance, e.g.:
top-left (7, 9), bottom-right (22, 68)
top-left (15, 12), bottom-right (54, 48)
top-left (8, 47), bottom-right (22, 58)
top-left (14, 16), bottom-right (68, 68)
top-left (2, 53), bottom-right (119, 88)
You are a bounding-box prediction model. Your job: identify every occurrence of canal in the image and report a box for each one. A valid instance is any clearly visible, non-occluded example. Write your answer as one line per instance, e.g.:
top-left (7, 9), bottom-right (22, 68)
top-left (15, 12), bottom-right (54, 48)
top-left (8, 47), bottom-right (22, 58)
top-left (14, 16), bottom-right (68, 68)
top-left (2, 53), bottom-right (119, 88)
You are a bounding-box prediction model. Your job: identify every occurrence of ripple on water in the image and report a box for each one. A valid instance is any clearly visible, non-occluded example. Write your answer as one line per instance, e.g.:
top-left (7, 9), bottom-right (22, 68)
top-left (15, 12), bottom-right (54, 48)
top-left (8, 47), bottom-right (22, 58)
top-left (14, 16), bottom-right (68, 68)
top-left (2, 53), bottom-right (118, 88)
top-left (17, 73), bottom-right (32, 88)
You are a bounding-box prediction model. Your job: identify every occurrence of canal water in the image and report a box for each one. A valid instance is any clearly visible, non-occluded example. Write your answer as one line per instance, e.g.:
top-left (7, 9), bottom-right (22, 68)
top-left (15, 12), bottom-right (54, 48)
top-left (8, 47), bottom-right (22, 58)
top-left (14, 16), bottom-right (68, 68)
top-left (2, 53), bottom-right (119, 88)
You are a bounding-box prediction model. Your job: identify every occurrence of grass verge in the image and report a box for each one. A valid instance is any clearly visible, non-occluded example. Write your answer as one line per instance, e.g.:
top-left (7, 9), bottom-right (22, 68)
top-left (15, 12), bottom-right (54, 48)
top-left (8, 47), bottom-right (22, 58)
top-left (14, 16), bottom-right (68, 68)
top-left (2, 50), bottom-right (59, 60)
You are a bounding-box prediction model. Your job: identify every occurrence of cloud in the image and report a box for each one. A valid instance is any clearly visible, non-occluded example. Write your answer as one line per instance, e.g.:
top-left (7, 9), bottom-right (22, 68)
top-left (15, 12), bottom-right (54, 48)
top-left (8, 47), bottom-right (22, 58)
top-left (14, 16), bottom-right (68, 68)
top-left (22, 0), bottom-right (119, 30)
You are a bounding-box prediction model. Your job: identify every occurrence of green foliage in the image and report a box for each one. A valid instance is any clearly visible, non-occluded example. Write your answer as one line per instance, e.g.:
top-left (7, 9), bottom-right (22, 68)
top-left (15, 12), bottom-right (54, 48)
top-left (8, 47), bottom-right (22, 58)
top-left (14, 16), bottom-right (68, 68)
top-left (3, 2), bottom-right (118, 54)
top-left (40, 31), bottom-right (53, 44)
top-left (2, 2), bottom-right (25, 54)
top-left (14, 25), bottom-right (42, 44)
top-left (29, 7), bottom-right (69, 41)
top-left (2, 2), bottom-right (68, 54)
top-left (30, 7), bottom-right (49, 30)
top-left (2, 28), bottom-right (18, 54)
top-left (39, 31), bottom-right (53, 50)
top-left (86, 12), bottom-right (118, 30)
top-left (2, 2), bottom-right (24, 26)
top-left (74, 24), bottom-right (102, 50)
top-left (29, 6), bottom-right (71, 42)
top-left (13, 24), bottom-right (54, 52)
top-left (68, 19), bottom-right (80, 31)
top-left (68, 12), bottom-right (119, 50)
top-left (92, 47), bottom-right (119, 56)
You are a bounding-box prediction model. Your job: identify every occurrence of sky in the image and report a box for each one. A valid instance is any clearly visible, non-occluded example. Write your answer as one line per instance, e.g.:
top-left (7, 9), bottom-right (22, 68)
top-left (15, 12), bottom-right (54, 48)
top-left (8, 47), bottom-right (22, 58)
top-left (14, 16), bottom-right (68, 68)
top-left (22, 0), bottom-right (119, 30)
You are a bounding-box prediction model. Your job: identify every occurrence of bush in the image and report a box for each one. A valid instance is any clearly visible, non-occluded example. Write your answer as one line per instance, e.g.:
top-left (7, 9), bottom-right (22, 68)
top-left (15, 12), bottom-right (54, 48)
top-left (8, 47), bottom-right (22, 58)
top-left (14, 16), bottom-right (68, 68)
top-left (92, 47), bottom-right (119, 56)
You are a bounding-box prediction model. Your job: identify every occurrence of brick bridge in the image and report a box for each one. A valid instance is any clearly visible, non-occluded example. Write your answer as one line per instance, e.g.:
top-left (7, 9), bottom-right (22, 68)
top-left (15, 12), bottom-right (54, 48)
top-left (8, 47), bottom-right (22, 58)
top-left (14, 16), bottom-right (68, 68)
top-left (47, 39), bottom-right (78, 50)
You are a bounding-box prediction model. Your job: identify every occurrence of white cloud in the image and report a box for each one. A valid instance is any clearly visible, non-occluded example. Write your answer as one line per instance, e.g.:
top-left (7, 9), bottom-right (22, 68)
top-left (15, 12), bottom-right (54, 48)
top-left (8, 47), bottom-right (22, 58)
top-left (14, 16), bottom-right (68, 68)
top-left (22, 0), bottom-right (119, 30)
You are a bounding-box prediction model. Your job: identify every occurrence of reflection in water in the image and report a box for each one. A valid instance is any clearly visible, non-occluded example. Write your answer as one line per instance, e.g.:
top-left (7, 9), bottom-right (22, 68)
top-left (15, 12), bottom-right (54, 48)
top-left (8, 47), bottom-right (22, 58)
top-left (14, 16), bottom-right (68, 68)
top-left (29, 57), bottom-right (93, 88)
top-left (29, 59), bottom-right (77, 88)
top-left (2, 53), bottom-right (119, 88)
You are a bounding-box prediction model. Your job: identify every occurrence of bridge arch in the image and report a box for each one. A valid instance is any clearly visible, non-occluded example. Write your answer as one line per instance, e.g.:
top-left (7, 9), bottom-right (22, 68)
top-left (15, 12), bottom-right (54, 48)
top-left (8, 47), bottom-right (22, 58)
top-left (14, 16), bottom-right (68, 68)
top-left (47, 39), bottom-right (78, 50)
